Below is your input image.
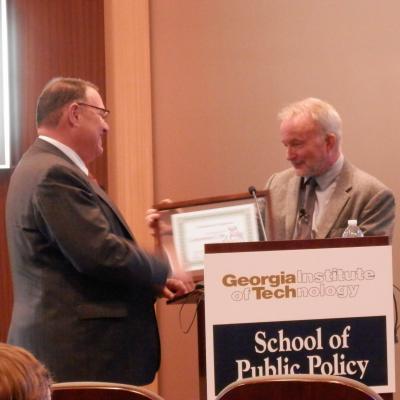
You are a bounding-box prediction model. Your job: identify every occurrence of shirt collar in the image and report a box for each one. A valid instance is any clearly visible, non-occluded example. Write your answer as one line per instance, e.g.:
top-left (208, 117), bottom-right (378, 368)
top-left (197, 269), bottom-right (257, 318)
top-left (38, 135), bottom-right (89, 176)
top-left (314, 153), bottom-right (344, 190)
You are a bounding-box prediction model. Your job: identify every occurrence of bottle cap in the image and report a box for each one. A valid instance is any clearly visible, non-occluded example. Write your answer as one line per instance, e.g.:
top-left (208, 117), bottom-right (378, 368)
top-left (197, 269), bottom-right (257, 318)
top-left (348, 219), bottom-right (357, 226)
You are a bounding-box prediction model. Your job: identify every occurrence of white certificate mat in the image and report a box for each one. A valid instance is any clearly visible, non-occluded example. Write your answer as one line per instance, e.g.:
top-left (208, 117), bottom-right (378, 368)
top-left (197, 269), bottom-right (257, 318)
top-left (171, 203), bottom-right (259, 271)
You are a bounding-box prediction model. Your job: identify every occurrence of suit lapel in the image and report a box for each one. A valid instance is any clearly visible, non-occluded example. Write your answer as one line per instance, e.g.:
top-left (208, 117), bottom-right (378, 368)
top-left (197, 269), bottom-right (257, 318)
top-left (285, 174), bottom-right (302, 239)
top-left (317, 161), bottom-right (352, 238)
top-left (89, 180), bottom-right (135, 240)
top-left (34, 139), bottom-right (135, 240)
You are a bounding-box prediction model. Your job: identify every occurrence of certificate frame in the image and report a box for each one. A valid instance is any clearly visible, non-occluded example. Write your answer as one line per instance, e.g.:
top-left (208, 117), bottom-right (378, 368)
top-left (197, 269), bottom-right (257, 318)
top-left (153, 189), bottom-right (272, 280)
top-left (172, 203), bottom-right (259, 272)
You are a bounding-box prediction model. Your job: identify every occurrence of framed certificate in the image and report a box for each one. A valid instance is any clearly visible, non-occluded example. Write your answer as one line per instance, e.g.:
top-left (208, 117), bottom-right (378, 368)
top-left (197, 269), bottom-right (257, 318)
top-left (171, 203), bottom-right (259, 271)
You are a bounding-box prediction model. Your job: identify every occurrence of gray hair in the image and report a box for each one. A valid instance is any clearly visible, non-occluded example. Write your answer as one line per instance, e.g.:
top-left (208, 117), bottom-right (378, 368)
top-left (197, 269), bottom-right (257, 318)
top-left (278, 97), bottom-right (342, 141)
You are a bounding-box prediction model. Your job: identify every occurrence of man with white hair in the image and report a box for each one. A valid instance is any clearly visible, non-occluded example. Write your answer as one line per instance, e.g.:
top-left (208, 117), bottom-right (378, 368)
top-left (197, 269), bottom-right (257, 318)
top-left (265, 97), bottom-right (395, 240)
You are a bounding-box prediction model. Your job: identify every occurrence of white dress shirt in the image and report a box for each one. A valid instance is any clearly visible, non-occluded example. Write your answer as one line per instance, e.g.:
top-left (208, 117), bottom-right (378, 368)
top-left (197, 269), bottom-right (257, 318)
top-left (38, 135), bottom-right (89, 176)
top-left (313, 153), bottom-right (345, 232)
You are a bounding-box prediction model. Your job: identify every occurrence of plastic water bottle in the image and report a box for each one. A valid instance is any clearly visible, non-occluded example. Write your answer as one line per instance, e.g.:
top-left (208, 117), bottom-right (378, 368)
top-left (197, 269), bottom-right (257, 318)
top-left (342, 220), bottom-right (364, 238)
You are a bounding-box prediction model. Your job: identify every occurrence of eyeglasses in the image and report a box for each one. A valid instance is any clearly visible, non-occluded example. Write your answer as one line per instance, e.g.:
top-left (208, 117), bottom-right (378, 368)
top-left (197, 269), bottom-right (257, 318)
top-left (77, 102), bottom-right (110, 119)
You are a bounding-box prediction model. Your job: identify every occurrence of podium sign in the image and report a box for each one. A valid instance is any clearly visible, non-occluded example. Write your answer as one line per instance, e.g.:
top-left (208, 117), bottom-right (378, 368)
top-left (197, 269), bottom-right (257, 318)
top-left (204, 239), bottom-right (395, 399)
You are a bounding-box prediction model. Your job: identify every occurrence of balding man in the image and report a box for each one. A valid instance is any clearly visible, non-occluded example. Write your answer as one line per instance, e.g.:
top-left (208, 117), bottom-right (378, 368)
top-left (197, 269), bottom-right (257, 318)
top-left (6, 77), bottom-right (192, 385)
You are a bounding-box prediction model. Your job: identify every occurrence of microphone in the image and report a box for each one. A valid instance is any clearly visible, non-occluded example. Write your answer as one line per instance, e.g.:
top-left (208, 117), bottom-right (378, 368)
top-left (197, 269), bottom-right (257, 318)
top-left (298, 208), bottom-right (310, 224)
top-left (248, 186), bottom-right (267, 241)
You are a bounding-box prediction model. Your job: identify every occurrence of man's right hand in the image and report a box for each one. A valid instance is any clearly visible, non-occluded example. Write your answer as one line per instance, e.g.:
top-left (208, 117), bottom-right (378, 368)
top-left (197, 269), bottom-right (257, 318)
top-left (145, 199), bottom-right (173, 237)
top-left (161, 271), bottom-right (195, 300)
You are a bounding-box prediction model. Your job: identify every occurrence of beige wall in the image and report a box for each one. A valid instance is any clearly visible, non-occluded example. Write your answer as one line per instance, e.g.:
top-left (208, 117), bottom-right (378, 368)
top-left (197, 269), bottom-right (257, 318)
top-left (105, 1), bottom-right (400, 399)
top-left (149, 1), bottom-right (400, 399)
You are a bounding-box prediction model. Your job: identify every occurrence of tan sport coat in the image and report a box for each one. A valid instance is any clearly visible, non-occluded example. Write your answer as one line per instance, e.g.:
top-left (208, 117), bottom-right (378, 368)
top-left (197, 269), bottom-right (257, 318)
top-left (264, 160), bottom-right (395, 240)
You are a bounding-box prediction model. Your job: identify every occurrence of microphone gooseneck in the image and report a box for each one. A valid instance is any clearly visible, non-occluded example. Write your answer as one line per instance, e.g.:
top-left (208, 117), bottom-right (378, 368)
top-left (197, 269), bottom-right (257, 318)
top-left (248, 186), bottom-right (256, 196)
top-left (248, 185), bottom-right (267, 241)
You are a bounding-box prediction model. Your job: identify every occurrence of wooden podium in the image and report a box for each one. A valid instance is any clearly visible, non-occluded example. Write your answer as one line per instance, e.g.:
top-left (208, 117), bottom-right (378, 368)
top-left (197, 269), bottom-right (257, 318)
top-left (170, 236), bottom-right (394, 400)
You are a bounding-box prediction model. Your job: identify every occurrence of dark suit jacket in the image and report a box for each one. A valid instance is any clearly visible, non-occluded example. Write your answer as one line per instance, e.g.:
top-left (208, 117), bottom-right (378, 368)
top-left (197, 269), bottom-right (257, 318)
top-left (6, 139), bottom-right (170, 385)
top-left (264, 160), bottom-right (395, 240)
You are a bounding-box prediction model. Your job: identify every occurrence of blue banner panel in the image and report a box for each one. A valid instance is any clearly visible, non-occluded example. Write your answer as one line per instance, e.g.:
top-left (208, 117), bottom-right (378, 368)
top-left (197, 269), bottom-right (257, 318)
top-left (213, 316), bottom-right (387, 395)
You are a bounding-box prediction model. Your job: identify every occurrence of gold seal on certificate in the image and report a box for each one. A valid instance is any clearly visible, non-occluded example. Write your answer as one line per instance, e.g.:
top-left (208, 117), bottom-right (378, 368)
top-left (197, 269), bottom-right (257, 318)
top-left (172, 204), bottom-right (259, 271)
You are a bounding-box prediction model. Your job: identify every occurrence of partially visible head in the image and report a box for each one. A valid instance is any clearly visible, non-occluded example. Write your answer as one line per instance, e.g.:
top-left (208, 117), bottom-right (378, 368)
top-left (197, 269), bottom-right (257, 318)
top-left (0, 343), bottom-right (51, 400)
top-left (278, 97), bottom-right (342, 177)
top-left (36, 77), bottom-right (109, 164)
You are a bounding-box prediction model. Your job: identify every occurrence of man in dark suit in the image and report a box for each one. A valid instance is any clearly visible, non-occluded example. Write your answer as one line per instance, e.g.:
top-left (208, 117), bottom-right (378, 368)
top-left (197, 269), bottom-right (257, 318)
top-left (6, 77), bottom-right (192, 385)
top-left (265, 97), bottom-right (395, 240)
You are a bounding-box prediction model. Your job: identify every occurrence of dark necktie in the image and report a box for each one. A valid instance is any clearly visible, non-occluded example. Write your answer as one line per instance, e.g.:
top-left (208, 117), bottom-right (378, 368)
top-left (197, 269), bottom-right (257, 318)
top-left (295, 177), bottom-right (318, 240)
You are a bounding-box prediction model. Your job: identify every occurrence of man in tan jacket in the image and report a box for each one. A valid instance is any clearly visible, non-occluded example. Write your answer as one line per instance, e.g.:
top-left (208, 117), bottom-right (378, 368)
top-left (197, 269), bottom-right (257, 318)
top-left (265, 97), bottom-right (395, 240)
